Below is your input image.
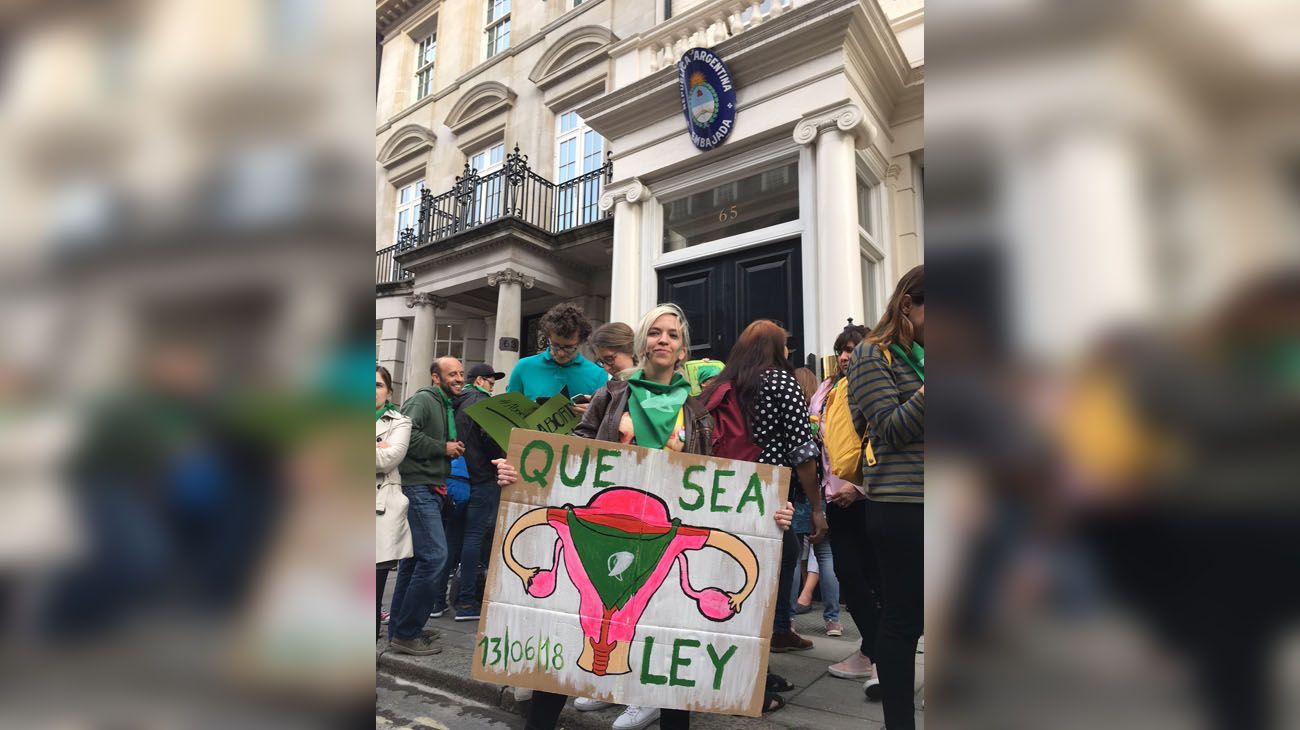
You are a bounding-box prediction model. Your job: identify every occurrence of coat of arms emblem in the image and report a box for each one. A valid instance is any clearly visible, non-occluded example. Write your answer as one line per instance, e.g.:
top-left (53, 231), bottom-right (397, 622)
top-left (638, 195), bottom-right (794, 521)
top-left (687, 71), bottom-right (718, 127)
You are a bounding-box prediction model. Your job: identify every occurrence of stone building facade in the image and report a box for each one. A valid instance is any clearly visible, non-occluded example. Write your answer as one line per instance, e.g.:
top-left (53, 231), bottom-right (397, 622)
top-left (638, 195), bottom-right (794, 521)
top-left (375, 0), bottom-right (924, 401)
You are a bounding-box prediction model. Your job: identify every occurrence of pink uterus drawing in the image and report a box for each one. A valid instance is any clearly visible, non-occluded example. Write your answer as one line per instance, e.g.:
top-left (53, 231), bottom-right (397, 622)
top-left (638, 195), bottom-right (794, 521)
top-left (502, 488), bottom-right (759, 676)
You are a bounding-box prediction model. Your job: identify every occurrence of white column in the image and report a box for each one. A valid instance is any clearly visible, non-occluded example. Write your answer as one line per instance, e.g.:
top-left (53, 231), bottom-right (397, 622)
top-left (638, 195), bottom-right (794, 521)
top-left (406, 292), bottom-right (444, 392)
top-left (797, 142), bottom-right (820, 361)
top-left (377, 317), bottom-right (409, 402)
top-left (795, 104), bottom-right (877, 357)
top-left (600, 180), bottom-right (646, 326)
top-left (1010, 130), bottom-right (1154, 361)
top-left (488, 268), bottom-right (535, 385)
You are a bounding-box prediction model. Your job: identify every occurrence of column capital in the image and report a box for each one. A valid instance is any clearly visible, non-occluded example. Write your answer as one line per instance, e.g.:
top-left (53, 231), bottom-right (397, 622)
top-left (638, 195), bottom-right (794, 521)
top-left (406, 292), bottom-right (448, 309)
top-left (598, 178), bottom-right (647, 212)
top-left (792, 102), bottom-right (877, 150)
top-left (487, 268), bottom-right (535, 289)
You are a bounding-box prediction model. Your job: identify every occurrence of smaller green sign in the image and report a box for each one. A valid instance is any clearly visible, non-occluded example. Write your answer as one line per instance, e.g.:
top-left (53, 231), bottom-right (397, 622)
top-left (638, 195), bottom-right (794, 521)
top-left (464, 391), bottom-right (581, 451)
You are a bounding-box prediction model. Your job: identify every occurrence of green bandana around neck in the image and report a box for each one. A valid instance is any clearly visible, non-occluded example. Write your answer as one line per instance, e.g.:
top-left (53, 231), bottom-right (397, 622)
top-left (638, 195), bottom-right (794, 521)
top-left (432, 387), bottom-right (457, 440)
top-left (889, 342), bottom-right (925, 382)
top-left (376, 402), bottom-right (398, 422)
top-left (625, 369), bottom-right (690, 450)
top-left (469, 384), bottom-right (493, 396)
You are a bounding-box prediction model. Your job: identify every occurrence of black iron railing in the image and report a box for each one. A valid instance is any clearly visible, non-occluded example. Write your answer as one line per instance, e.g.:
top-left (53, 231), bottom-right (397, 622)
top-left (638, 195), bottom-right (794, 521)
top-left (378, 145), bottom-right (612, 284)
top-left (376, 243), bottom-right (412, 285)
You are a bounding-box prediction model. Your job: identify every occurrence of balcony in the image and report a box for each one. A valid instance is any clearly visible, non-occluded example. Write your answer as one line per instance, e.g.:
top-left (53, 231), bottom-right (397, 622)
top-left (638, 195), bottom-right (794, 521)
top-left (377, 144), bottom-right (612, 286)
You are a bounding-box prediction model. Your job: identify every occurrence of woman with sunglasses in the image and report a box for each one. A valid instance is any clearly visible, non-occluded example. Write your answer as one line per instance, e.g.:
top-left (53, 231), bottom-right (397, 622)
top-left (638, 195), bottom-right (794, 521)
top-left (847, 265), bottom-right (924, 729)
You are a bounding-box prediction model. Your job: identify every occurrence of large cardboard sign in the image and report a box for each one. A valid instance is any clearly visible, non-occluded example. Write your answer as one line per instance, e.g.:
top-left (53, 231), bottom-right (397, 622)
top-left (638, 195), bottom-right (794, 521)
top-left (471, 431), bottom-right (788, 717)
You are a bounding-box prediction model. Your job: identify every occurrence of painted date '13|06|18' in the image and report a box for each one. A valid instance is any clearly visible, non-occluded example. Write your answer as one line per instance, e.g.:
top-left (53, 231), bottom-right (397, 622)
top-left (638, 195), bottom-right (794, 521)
top-left (478, 628), bottom-right (565, 672)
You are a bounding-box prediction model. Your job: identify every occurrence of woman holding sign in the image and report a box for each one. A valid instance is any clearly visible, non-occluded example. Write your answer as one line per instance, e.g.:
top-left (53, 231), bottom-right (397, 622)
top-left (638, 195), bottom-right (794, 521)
top-left (496, 303), bottom-right (795, 730)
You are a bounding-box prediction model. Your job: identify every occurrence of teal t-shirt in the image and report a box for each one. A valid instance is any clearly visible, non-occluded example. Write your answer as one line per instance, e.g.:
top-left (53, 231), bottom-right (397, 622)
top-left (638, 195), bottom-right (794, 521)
top-left (506, 349), bottom-right (609, 400)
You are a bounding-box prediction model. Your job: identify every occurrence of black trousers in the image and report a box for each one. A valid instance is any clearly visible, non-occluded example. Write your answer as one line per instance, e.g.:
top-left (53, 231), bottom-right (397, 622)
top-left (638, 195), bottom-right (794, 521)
top-left (376, 566), bottom-right (391, 636)
top-left (865, 500), bottom-right (922, 730)
top-left (524, 691), bottom-right (689, 729)
top-left (827, 499), bottom-right (882, 659)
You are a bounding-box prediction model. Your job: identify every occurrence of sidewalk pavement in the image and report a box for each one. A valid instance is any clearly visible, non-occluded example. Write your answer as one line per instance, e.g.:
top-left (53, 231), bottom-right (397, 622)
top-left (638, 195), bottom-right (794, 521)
top-left (378, 596), bottom-right (923, 730)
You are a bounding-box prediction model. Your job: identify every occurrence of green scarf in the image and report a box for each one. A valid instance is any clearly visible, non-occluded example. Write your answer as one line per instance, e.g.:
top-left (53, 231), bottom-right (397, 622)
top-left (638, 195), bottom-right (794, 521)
top-left (375, 402), bottom-right (398, 422)
top-left (889, 342), bottom-right (925, 382)
top-left (469, 384), bottom-right (493, 397)
top-left (432, 387), bottom-right (457, 440)
top-left (625, 370), bottom-right (690, 450)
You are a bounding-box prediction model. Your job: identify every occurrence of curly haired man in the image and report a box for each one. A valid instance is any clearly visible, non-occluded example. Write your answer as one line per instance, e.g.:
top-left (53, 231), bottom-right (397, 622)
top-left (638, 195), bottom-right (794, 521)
top-left (506, 302), bottom-right (608, 405)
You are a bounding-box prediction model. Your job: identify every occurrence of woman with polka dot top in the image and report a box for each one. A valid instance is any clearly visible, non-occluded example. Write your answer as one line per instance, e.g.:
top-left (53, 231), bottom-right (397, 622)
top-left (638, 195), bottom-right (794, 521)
top-left (700, 320), bottom-right (828, 655)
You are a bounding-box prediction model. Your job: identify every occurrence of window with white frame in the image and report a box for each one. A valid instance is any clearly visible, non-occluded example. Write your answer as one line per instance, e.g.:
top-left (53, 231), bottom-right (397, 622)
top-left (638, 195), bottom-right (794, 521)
top-left (414, 31), bottom-right (436, 101)
top-left (555, 110), bottom-right (605, 230)
top-left (394, 179), bottom-right (425, 243)
top-left (858, 175), bottom-right (884, 324)
top-left (434, 322), bottom-right (465, 359)
top-left (861, 254), bottom-right (882, 326)
top-left (485, 0), bottom-right (510, 60)
top-left (469, 142), bottom-right (505, 225)
top-left (662, 159), bottom-right (799, 251)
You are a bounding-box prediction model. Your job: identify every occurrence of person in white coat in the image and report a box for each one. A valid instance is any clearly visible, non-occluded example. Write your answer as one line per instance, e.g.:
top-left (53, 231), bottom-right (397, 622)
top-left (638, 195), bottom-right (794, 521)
top-left (376, 366), bottom-right (414, 637)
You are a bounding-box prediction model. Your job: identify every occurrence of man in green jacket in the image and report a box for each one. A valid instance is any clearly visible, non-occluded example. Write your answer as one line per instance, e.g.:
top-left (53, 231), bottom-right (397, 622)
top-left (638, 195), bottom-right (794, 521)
top-left (386, 357), bottom-right (466, 655)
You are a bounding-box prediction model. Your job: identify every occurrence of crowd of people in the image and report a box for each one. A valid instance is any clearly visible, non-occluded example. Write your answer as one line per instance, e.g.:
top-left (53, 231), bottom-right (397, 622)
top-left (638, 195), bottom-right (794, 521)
top-left (376, 266), bottom-right (926, 729)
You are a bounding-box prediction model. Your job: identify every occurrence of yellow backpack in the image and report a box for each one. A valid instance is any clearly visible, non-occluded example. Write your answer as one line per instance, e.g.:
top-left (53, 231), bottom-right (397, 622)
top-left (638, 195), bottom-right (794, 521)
top-left (823, 348), bottom-right (892, 484)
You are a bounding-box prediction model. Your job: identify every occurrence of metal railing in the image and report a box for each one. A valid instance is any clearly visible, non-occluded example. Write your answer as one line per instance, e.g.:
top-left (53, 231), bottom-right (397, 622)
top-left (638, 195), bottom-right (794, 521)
top-left (376, 243), bottom-right (413, 286)
top-left (378, 145), bottom-right (612, 284)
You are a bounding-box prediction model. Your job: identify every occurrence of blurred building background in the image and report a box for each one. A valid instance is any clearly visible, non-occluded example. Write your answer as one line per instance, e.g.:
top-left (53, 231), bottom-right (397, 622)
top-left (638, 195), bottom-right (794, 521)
top-left (925, 2), bottom-right (1300, 729)
top-left (0, 0), bottom-right (371, 394)
top-left (374, 0), bottom-right (925, 400)
top-left (0, 1), bottom-right (375, 727)
top-left (927, 1), bottom-right (1299, 363)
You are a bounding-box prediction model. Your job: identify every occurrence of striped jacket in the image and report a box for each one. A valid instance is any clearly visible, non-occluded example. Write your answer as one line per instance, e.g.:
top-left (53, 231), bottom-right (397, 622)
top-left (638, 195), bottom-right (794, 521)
top-left (846, 341), bottom-right (924, 502)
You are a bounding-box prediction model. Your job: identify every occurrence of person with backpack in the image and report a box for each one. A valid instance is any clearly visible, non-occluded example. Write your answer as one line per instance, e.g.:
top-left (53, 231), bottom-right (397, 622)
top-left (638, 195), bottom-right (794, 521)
top-left (847, 265), bottom-right (925, 729)
top-left (494, 303), bottom-right (796, 730)
top-left (700, 320), bottom-right (827, 662)
top-left (810, 321), bottom-right (883, 688)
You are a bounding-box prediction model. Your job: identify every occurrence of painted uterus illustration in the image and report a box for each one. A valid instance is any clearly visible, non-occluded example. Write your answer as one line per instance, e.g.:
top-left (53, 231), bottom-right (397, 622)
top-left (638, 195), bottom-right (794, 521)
top-left (502, 487), bottom-right (759, 676)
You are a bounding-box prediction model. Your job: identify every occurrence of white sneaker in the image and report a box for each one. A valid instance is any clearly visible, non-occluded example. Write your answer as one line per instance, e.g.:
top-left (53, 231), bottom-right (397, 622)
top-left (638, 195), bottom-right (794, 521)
top-left (574, 697), bottom-right (613, 712)
top-left (612, 705), bottom-right (660, 730)
top-left (863, 675), bottom-right (882, 701)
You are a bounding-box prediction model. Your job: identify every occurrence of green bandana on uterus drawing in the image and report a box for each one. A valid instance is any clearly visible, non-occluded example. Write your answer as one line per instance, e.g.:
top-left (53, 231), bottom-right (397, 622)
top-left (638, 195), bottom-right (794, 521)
top-left (505, 488), bottom-right (756, 677)
top-left (566, 510), bottom-right (681, 611)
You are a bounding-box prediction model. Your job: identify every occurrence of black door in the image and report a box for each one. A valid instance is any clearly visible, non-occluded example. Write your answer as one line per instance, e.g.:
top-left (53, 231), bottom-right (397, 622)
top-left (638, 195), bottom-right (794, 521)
top-left (658, 239), bottom-right (803, 363)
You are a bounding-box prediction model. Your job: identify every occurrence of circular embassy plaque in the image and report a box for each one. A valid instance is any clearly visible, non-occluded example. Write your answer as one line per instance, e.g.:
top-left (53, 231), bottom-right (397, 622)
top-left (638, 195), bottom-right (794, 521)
top-left (676, 47), bottom-right (737, 151)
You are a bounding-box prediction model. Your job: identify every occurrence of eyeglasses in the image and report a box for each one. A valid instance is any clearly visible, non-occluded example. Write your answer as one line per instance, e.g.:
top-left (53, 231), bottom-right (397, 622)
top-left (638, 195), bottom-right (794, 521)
top-left (597, 355), bottom-right (622, 368)
top-left (548, 342), bottom-right (579, 355)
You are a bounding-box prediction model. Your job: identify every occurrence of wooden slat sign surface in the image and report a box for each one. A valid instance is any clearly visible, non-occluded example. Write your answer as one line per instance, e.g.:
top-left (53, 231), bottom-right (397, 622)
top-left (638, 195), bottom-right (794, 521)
top-left (472, 430), bottom-right (788, 716)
